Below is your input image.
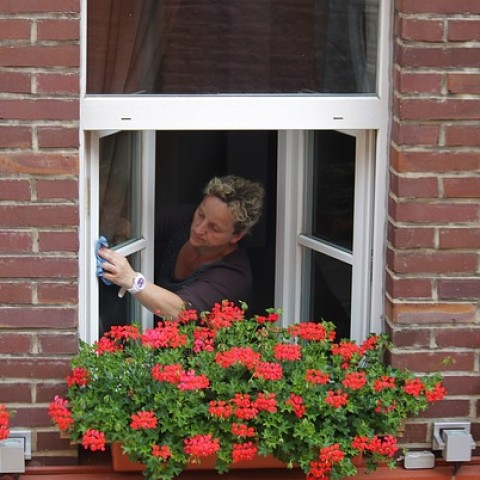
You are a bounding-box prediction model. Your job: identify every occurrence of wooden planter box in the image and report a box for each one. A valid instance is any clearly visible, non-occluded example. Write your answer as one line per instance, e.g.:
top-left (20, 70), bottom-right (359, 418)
top-left (111, 443), bottom-right (287, 472)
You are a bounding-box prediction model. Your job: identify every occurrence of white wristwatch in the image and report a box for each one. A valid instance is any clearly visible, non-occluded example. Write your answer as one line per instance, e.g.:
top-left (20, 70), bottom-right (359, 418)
top-left (127, 273), bottom-right (146, 295)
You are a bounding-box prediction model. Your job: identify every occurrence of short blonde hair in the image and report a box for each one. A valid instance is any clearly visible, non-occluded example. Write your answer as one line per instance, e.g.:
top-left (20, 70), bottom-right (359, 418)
top-left (204, 176), bottom-right (265, 234)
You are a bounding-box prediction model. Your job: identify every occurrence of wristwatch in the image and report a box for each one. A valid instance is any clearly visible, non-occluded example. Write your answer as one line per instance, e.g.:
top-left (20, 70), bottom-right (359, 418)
top-left (127, 273), bottom-right (146, 295)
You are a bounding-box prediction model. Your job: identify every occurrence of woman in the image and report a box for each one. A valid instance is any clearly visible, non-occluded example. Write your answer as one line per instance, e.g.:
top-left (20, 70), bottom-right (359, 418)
top-left (99, 175), bottom-right (265, 318)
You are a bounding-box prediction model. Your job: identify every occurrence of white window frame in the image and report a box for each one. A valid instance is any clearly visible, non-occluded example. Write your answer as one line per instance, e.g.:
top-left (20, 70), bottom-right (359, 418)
top-left (79, 0), bottom-right (392, 342)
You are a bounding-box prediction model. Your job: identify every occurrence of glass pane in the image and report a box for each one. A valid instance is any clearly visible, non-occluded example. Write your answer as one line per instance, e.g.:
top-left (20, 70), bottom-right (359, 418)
top-left (87, 0), bottom-right (379, 94)
top-left (99, 253), bottom-right (141, 336)
top-left (302, 249), bottom-right (352, 340)
top-left (308, 131), bottom-right (355, 251)
top-left (99, 131), bottom-right (142, 247)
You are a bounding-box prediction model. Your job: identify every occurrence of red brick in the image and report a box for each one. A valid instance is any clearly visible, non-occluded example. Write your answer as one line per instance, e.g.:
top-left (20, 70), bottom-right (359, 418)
top-left (0, 99), bottom-right (78, 121)
top-left (0, 205), bottom-right (78, 228)
top-left (438, 279), bottom-right (480, 300)
top-left (399, 18), bottom-right (444, 42)
top-left (0, 333), bottom-right (33, 354)
top-left (401, 423), bottom-right (428, 444)
top-left (0, 307), bottom-right (76, 329)
top-left (418, 399), bottom-right (470, 418)
top-left (448, 73), bottom-right (480, 94)
top-left (448, 19), bottom-right (480, 41)
top-left (445, 125), bottom-right (480, 147)
top-left (390, 351), bottom-right (474, 372)
top-left (0, 153), bottom-right (78, 175)
top-left (390, 174), bottom-right (438, 198)
top-left (392, 150), bottom-right (480, 173)
top-left (0, 71), bottom-right (30, 93)
top-left (10, 406), bottom-right (54, 427)
top-left (390, 199), bottom-right (478, 223)
top-left (396, 98), bottom-right (480, 121)
top-left (0, 19), bottom-right (30, 40)
top-left (38, 332), bottom-right (78, 354)
top-left (38, 282), bottom-right (78, 304)
top-left (388, 225), bottom-right (435, 248)
top-left (386, 275), bottom-right (433, 299)
top-left (37, 127), bottom-right (79, 149)
top-left (38, 231), bottom-right (79, 252)
top-left (395, 71), bottom-right (443, 95)
top-left (0, 358), bottom-right (71, 379)
top-left (36, 179), bottom-right (78, 199)
top-left (37, 73), bottom-right (79, 94)
top-left (0, 231), bottom-right (33, 252)
top-left (439, 228), bottom-right (480, 248)
top-left (389, 302), bottom-right (476, 325)
top-left (37, 431), bottom-right (74, 451)
top-left (388, 328), bottom-right (431, 348)
top-left (444, 178), bottom-right (480, 197)
top-left (0, 383), bottom-right (32, 403)
top-left (391, 122), bottom-right (440, 146)
top-left (0, 45), bottom-right (79, 67)
top-left (436, 328), bottom-right (480, 348)
top-left (397, 45), bottom-right (480, 69)
top-left (0, 179), bottom-right (31, 200)
top-left (0, 126), bottom-right (31, 148)
top-left (0, 282), bottom-right (32, 303)
top-left (0, 0), bottom-right (80, 13)
top-left (37, 19), bottom-right (80, 41)
top-left (442, 375), bottom-right (480, 396)
top-left (396, 0), bottom-right (480, 15)
top-left (36, 381), bottom-right (68, 403)
top-left (390, 250), bottom-right (477, 274)
top-left (0, 257), bottom-right (77, 278)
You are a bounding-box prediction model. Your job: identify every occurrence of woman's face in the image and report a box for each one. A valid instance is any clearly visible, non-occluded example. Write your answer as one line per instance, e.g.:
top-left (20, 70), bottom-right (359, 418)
top-left (190, 195), bottom-right (244, 249)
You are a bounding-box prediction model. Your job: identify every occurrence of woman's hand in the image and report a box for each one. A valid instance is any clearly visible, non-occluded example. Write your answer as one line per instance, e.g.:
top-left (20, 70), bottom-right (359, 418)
top-left (98, 248), bottom-right (136, 290)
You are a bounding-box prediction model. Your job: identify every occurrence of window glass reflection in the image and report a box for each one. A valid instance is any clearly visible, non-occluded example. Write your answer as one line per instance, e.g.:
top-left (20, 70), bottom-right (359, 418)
top-left (87, 0), bottom-right (379, 94)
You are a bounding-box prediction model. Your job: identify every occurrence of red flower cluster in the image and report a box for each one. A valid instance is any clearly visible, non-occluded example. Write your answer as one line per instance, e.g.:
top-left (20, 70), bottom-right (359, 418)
top-left (253, 361), bottom-right (283, 380)
top-left (107, 325), bottom-right (141, 341)
top-left (203, 301), bottom-right (244, 330)
top-left (274, 343), bottom-right (302, 361)
top-left (308, 443), bottom-right (345, 479)
top-left (152, 444), bottom-right (172, 460)
top-left (289, 322), bottom-right (330, 341)
top-left (255, 312), bottom-right (279, 324)
top-left (177, 309), bottom-right (198, 324)
top-left (342, 371), bottom-right (367, 390)
top-left (253, 393), bottom-right (277, 413)
top-left (231, 423), bottom-right (256, 437)
top-left (0, 404), bottom-right (10, 441)
top-left (193, 327), bottom-right (216, 353)
top-left (373, 375), bottom-right (396, 391)
top-left (82, 429), bottom-right (106, 451)
top-left (425, 382), bottom-right (446, 402)
top-left (215, 346), bottom-right (261, 369)
top-left (48, 395), bottom-right (74, 431)
top-left (151, 363), bottom-right (183, 383)
top-left (67, 367), bottom-right (90, 387)
top-left (93, 336), bottom-right (122, 355)
top-left (352, 434), bottom-right (398, 458)
top-left (375, 399), bottom-right (397, 414)
top-left (232, 394), bottom-right (259, 420)
top-left (325, 390), bottom-right (349, 408)
top-left (208, 400), bottom-right (233, 418)
top-left (286, 393), bottom-right (305, 418)
top-left (184, 434), bottom-right (220, 458)
top-left (142, 322), bottom-right (187, 349)
top-left (130, 410), bottom-right (157, 430)
top-left (178, 370), bottom-right (210, 390)
top-left (404, 378), bottom-right (425, 397)
top-left (232, 442), bottom-right (258, 462)
top-left (305, 369), bottom-right (330, 384)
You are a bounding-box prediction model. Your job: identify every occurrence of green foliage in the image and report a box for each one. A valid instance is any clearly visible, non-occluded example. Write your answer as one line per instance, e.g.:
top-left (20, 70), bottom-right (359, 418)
top-left (50, 302), bottom-right (445, 480)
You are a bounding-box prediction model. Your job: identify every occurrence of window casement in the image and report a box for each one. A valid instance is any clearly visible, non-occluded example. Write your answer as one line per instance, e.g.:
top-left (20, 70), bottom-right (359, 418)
top-left (79, 0), bottom-right (391, 343)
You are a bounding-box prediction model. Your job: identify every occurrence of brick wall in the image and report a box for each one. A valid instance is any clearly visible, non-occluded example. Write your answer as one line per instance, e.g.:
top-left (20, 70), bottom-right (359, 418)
top-left (388, 0), bottom-right (480, 450)
top-left (0, 0), bottom-right (80, 465)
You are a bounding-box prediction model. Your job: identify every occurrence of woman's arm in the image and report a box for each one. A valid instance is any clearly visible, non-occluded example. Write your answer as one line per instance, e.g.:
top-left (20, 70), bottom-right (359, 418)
top-left (98, 247), bottom-right (185, 318)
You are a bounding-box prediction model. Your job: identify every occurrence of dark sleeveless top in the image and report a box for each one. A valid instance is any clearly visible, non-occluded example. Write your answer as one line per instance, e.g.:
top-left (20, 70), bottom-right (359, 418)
top-left (156, 213), bottom-right (252, 313)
